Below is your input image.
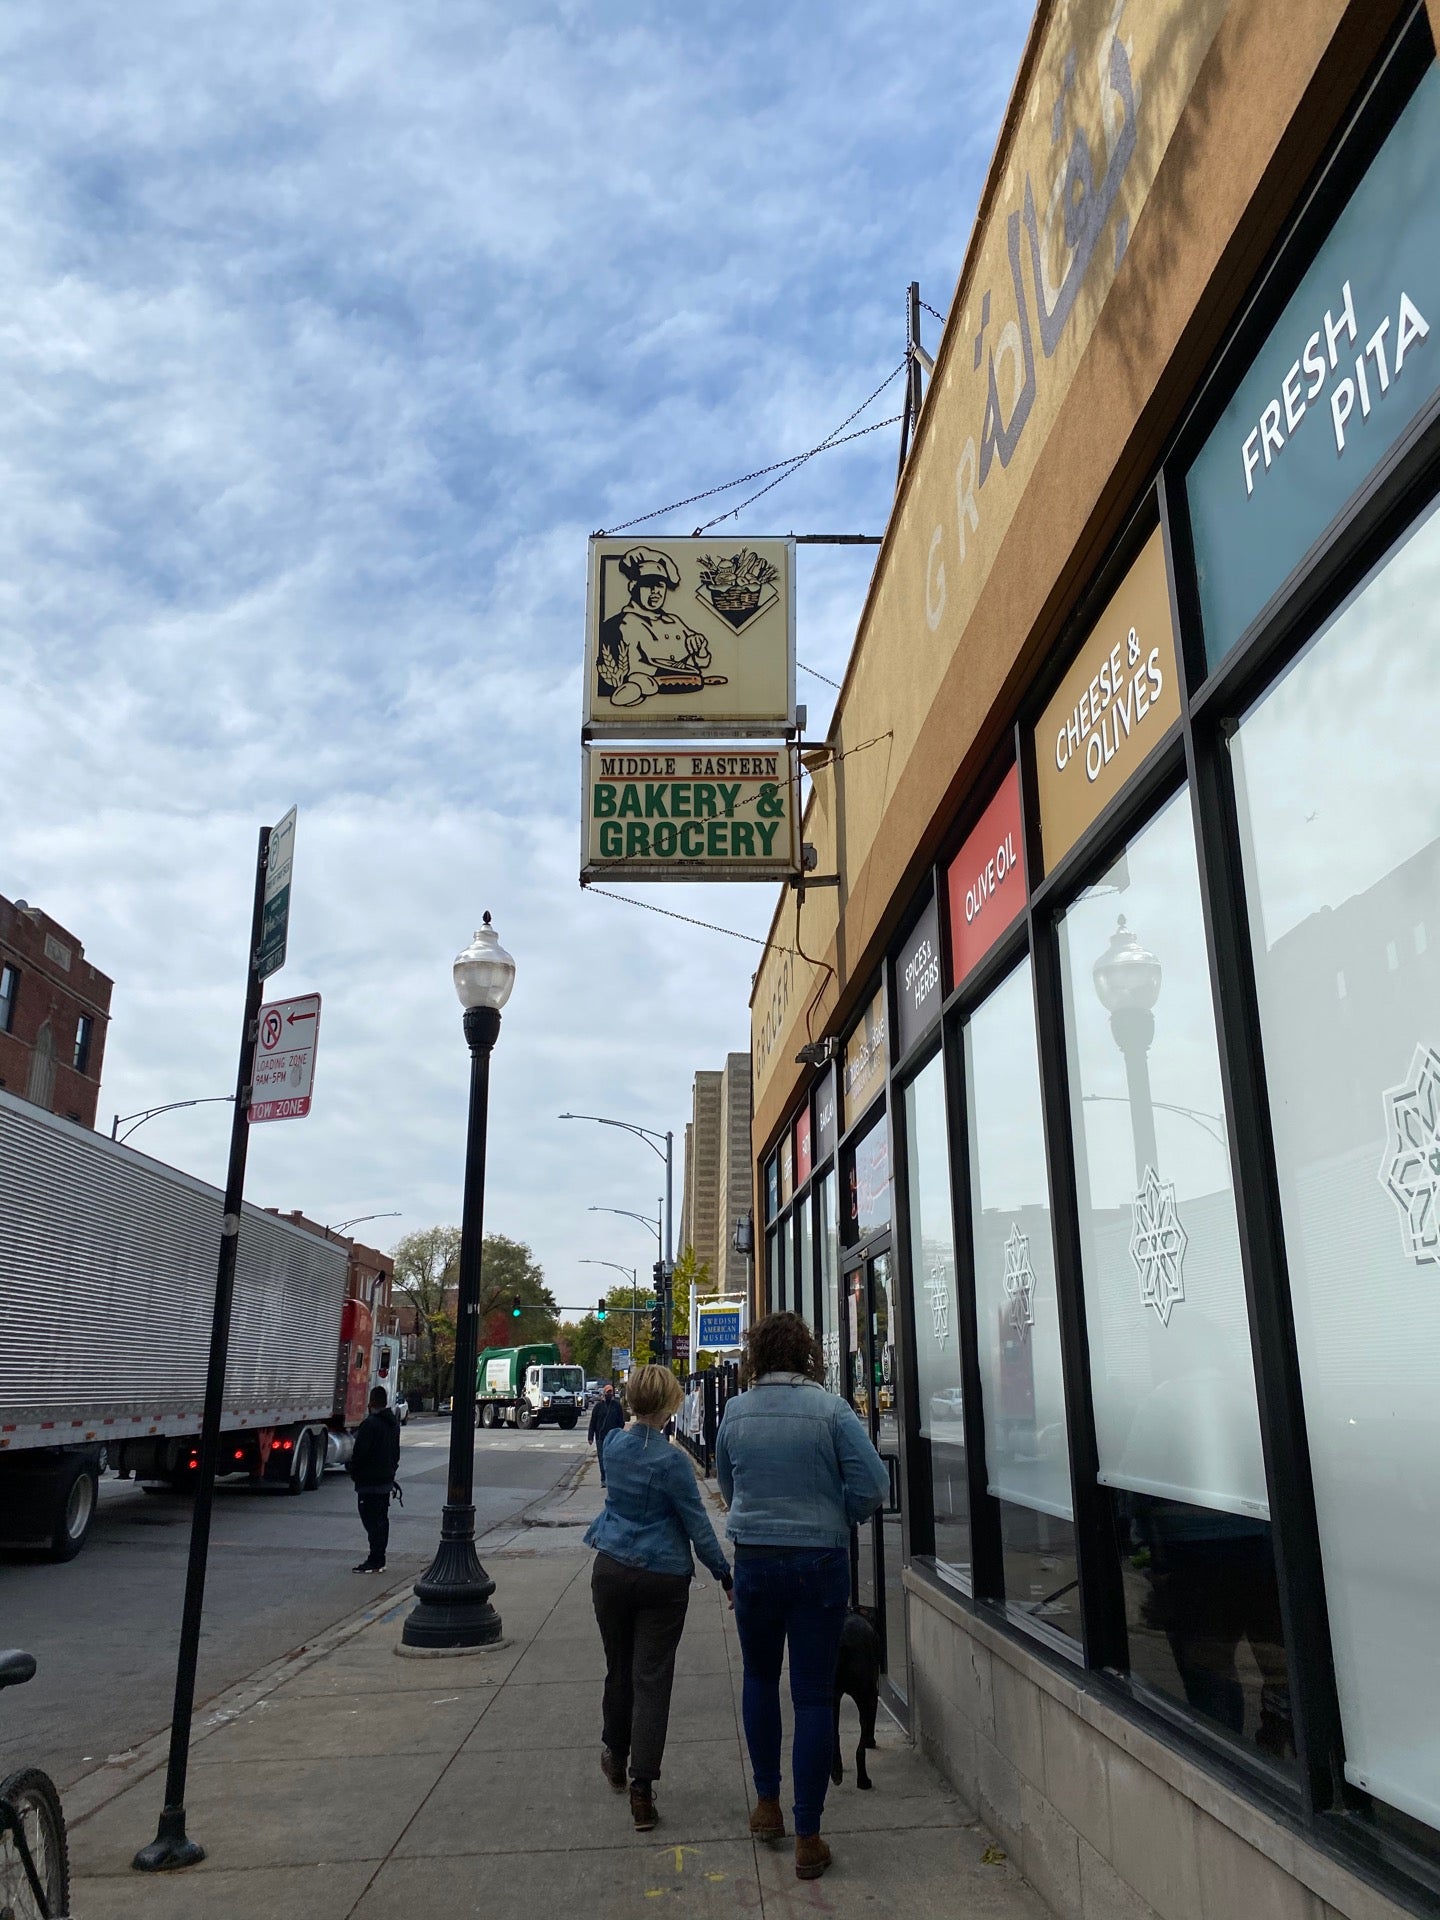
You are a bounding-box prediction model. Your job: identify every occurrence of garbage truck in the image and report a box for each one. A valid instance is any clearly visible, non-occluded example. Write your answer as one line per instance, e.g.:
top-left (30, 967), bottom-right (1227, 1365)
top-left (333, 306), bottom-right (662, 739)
top-left (475, 1344), bottom-right (585, 1430)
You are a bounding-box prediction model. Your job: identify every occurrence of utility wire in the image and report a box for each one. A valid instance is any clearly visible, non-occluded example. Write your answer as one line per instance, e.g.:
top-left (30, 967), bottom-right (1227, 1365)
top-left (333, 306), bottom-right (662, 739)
top-left (798, 661), bottom-right (841, 689)
top-left (694, 414), bottom-right (900, 535)
top-left (598, 360), bottom-right (908, 539)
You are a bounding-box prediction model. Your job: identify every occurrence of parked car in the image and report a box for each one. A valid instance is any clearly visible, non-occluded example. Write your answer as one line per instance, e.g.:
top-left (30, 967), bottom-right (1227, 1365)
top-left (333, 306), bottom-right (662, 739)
top-left (930, 1388), bottom-right (965, 1423)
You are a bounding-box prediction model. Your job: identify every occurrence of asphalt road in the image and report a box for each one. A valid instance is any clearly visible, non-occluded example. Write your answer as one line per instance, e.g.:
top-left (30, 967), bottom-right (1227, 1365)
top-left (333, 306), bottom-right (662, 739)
top-left (0, 1416), bottom-right (589, 1790)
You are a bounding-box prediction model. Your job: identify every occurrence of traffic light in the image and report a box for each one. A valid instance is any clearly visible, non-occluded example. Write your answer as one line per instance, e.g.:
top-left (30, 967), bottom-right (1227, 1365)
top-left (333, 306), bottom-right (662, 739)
top-left (649, 1298), bottom-right (665, 1354)
top-left (511, 1295), bottom-right (522, 1318)
top-left (596, 1297), bottom-right (608, 1322)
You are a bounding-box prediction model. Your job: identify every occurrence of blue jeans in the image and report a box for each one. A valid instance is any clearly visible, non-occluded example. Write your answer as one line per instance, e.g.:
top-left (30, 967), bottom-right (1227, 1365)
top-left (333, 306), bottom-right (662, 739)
top-left (733, 1546), bottom-right (849, 1836)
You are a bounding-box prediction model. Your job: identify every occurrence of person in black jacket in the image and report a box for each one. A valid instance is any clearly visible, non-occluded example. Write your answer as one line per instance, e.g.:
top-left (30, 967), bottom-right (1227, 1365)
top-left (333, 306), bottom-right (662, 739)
top-left (587, 1382), bottom-right (626, 1486)
top-left (348, 1387), bottom-right (401, 1572)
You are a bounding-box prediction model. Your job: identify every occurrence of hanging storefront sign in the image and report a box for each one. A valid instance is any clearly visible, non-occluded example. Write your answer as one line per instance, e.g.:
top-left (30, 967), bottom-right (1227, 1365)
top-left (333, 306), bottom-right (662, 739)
top-left (896, 897), bottom-right (942, 1057)
top-left (1187, 64), bottom-right (1440, 668)
top-left (1033, 527), bottom-right (1180, 874)
top-left (584, 536), bottom-right (795, 734)
top-left (842, 984), bottom-right (888, 1126)
top-left (581, 745), bottom-right (800, 882)
top-left (947, 767), bottom-right (1026, 988)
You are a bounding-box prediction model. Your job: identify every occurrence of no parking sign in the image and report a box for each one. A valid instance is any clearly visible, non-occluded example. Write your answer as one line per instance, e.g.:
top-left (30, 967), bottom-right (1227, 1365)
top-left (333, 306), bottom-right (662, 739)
top-left (249, 992), bottom-right (321, 1123)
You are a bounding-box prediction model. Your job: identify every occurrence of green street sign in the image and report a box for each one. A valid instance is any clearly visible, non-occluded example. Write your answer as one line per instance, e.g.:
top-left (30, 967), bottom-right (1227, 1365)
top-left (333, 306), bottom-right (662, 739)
top-left (257, 807), bottom-right (296, 982)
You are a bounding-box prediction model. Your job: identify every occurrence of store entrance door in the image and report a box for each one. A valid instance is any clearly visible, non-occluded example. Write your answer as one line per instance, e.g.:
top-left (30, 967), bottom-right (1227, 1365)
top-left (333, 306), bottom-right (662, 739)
top-left (844, 1247), bottom-right (906, 1706)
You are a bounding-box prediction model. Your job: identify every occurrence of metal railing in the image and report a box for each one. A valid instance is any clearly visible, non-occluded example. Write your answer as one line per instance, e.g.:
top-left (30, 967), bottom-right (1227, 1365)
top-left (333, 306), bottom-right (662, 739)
top-left (676, 1361), bottom-right (740, 1476)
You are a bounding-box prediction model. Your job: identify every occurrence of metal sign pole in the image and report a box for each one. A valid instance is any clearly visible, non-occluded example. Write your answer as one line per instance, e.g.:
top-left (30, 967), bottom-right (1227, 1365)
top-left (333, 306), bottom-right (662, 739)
top-left (134, 824), bottom-right (271, 1874)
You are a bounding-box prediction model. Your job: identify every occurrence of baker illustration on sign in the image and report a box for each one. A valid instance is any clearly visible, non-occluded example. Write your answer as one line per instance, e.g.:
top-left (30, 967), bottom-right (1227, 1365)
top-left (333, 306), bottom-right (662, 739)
top-left (597, 546), bottom-right (728, 709)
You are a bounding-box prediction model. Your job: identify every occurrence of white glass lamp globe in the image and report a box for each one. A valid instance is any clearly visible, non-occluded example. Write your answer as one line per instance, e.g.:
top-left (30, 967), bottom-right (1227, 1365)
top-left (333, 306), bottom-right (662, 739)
top-left (1092, 915), bottom-right (1161, 1015)
top-left (453, 913), bottom-right (516, 1012)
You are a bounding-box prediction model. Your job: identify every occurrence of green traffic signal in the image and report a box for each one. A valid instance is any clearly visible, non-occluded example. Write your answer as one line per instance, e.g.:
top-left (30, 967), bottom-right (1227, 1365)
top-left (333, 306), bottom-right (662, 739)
top-left (596, 1297), bottom-right (608, 1322)
top-left (511, 1295), bottom-right (522, 1317)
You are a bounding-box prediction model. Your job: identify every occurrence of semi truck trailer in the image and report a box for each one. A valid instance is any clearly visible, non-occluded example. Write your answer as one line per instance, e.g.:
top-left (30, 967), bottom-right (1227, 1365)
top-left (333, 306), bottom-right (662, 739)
top-left (0, 1087), bottom-right (383, 1560)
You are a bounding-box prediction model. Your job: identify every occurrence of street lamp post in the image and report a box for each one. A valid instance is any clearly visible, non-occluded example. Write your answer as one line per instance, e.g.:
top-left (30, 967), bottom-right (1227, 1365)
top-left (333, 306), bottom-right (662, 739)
top-left (110, 1096), bottom-right (235, 1144)
top-left (1092, 915), bottom-right (1162, 1186)
top-left (581, 1258), bottom-right (640, 1366)
top-left (559, 1111), bottom-right (674, 1273)
top-left (401, 914), bottom-right (515, 1652)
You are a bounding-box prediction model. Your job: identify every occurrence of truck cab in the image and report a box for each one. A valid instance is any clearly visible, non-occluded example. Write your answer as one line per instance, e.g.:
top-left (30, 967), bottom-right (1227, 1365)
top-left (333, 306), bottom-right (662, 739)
top-left (524, 1364), bottom-right (584, 1429)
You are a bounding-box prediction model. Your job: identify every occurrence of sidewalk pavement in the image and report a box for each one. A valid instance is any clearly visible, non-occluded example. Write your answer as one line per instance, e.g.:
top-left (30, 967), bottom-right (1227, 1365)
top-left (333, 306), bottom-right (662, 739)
top-left (65, 1455), bottom-right (1051, 1920)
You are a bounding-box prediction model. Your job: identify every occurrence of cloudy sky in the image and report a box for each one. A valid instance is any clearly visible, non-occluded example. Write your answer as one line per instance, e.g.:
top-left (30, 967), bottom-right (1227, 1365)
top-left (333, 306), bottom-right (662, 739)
top-left (1, 0), bottom-right (1030, 1308)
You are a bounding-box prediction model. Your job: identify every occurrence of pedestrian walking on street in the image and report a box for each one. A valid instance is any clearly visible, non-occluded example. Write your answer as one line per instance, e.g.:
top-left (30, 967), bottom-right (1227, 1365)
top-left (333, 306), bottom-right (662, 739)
top-left (348, 1385), bottom-right (401, 1573)
top-left (583, 1364), bottom-right (733, 1833)
top-left (587, 1379), bottom-right (626, 1485)
top-left (716, 1312), bottom-right (889, 1882)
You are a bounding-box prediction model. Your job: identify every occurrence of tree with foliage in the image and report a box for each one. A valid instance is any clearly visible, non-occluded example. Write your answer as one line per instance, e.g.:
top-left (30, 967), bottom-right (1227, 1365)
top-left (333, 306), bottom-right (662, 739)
top-left (393, 1229), bottom-right (558, 1405)
top-left (667, 1244), bottom-right (711, 1372)
top-left (391, 1225), bottom-right (460, 1408)
top-left (560, 1312), bottom-right (611, 1379)
top-left (476, 1234), bottom-right (559, 1352)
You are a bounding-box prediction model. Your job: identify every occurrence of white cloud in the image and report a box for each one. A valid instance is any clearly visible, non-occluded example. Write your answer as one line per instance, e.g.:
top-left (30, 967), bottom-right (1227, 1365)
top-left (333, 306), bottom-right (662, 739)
top-left (1, 0), bottom-right (1030, 1297)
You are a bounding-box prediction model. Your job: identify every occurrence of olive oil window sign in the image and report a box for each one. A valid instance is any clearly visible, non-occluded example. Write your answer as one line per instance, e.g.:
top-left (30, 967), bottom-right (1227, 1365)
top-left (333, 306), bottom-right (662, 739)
top-left (582, 746), bottom-right (800, 882)
top-left (584, 536), bottom-right (795, 734)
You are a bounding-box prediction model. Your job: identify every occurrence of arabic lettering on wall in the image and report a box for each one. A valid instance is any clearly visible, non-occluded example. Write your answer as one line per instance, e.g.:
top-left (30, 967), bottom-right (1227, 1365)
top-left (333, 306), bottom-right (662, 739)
top-left (926, 0), bottom-right (1141, 635)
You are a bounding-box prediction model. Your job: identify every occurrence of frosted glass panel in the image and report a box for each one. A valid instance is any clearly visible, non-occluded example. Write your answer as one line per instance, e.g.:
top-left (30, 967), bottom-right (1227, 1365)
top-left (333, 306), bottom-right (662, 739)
top-left (1057, 787), bottom-right (1269, 1521)
top-left (904, 1055), bottom-right (970, 1587)
top-left (1235, 495), bottom-right (1440, 1830)
top-left (965, 959), bottom-right (1073, 1521)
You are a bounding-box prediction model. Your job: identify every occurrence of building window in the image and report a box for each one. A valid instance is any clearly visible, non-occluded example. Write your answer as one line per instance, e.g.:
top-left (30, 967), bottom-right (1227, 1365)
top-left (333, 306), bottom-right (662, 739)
top-left (818, 1171), bottom-right (841, 1393)
top-left (1057, 785), bottom-right (1291, 1765)
top-left (73, 1013), bottom-right (93, 1075)
top-left (904, 1052), bottom-right (970, 1591)
top-left (964, 957), bottom-right (1081, 1645)
top-left (1233, 493), bottom-right (1440, 1831)
top-left (846, 1115), bottom-right (892, 1241)
top-left (796, 1193), bottom-right (814, 1326)
top-left (0, 964), bottom-right (16, 1033)
top-left (26, 1019), bottom-right (56, 1111)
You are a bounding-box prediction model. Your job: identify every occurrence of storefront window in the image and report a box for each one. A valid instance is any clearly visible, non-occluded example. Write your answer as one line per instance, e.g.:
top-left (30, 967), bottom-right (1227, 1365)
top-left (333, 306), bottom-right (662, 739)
top-left (818, 1171), bottom-right (841, 1393)
top-left (904, 1054), bottom-right (970, 1590)
top-left (777, 1216), bottom-right (791, 1316)
top-left (1234, 495), bottom-right (1440, 1827)
top-left (766, 1226), bottom-right (779, 1313)
top-left (847, 1115), bottom-right (892, 1240)
top-left (797, 1192), bottom-right (815, 1327)
top-left (765, 1155), bottom-right (779, 1222)
top-left (964, 958), bottom-right (1080, 1643)
top-left (1058, 787), bottom-right (1291, 1763)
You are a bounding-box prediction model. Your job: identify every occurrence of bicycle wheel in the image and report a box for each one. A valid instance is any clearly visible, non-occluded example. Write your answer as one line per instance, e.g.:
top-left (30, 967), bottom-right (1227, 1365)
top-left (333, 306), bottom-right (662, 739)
top-left (0, 1767), bottom-right (69, 1920)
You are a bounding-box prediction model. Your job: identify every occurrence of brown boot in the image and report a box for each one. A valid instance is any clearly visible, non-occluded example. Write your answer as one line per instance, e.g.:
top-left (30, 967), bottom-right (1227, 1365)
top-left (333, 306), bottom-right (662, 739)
top-left (600, 1745), bottom-right (627, 1791)
top-left (795, 1834), bottom-right (832, 1880)
top-left (630, 1781), bottom-right (658, 1831)
top-left (749, 1797), bottom-right (785, 1841)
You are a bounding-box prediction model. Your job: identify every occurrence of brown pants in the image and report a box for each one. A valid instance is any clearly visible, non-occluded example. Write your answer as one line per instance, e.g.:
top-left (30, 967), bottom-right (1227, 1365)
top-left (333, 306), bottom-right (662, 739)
top-left (591, 1552), bottom-right (690, 1782)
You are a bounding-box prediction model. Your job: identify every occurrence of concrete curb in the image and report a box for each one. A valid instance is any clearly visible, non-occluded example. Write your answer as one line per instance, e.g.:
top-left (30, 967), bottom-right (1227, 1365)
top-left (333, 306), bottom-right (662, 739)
top-left (63, 1450), bottom-right (595, 1831)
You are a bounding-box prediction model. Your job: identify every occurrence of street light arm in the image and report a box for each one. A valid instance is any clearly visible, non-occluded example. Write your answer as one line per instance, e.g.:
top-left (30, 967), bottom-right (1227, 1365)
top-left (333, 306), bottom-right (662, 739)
top-left (112, 1096), bottom-right (236, 1144)
top-left (588, 1205), bottom-right (662, 1244)
top-left (333, 1210), bottom-right (402, 1234)
top-left (558, 1112), bottom-right (668, 1162)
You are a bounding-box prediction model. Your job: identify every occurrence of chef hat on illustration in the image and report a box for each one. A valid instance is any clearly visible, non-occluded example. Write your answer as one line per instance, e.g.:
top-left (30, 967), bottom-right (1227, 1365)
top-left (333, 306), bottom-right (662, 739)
top-left (619, 546), bottom-right (682, 589)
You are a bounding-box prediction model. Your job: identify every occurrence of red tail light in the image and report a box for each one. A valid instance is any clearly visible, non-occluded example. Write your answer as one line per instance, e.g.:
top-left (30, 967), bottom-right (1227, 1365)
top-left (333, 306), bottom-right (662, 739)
top-left (234, 1448), bottom-right (245, 1460)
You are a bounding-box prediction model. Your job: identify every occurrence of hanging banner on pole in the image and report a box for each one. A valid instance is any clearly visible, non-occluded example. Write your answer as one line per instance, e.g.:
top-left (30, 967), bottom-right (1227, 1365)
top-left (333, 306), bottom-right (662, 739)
top-left (584, 537), bottom-right (795, 735)
top-left (581, 745), bottom-right (800, 883)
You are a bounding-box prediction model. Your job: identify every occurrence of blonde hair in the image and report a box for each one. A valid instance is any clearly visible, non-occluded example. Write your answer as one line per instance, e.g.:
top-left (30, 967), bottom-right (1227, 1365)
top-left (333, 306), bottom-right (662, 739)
top-left (627, 1363), bottom-right (683, 1421)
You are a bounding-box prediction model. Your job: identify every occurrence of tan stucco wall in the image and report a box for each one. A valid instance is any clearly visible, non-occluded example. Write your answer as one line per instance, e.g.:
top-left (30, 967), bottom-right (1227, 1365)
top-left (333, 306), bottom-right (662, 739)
top-left (750, 0), bottom-right (1406, 1163)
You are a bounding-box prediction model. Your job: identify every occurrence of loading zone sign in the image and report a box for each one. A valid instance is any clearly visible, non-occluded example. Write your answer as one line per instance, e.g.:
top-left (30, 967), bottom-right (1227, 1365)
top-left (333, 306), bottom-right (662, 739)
top-left (249, 992), bottom-right (321, 1123)
top-left (581, 746), bottom-right (800, 883)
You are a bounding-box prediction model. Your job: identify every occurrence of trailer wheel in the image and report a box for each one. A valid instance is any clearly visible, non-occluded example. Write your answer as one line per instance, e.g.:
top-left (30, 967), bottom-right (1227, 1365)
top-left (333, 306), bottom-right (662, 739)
top-left (306, 1432), bottom-right (326, 1490)
top-left (515, 1401), bottom-right (535, 1431)
top-left (45, 1457), bottom-right (100, 1562)
top-left (288, 1432), bottom-right (312, 1495)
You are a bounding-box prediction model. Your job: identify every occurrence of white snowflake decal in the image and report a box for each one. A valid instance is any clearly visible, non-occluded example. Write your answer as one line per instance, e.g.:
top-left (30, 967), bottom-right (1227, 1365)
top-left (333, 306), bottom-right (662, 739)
top-left (1379, 1043), bottom-right (1440, 1266)
top-left (1002, 1224), bottom-right (1035, 1341)
top-left (1130, 1166), bottom-right (1188, 1326)
top-left (926, 1263), bottom-right (951, 1347)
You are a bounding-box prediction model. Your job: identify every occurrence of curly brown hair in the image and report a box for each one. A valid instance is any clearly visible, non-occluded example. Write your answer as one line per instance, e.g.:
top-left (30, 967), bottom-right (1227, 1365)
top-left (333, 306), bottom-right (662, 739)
top-left (739, 1311), bottom-right (825, 1388)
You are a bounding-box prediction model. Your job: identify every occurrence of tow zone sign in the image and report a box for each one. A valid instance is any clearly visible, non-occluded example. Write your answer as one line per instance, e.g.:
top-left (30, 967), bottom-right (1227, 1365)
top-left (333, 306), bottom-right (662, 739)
top-left (250, 992), bottom-right (321, 1123)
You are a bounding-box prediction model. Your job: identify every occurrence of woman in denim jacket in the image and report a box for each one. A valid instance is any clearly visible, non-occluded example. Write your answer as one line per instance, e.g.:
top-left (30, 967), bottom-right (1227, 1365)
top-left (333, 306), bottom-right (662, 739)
top-left (584, 1364), bottom-right (733, 1833)
top-left (716, 1313), bottom-right (888, 1881)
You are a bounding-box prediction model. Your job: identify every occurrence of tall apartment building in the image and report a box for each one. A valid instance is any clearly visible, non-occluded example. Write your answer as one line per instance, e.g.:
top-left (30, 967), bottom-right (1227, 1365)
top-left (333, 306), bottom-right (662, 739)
top-left (679, 1053), bottom-right (751, 1296)
top-left (0, 893), bottom-right (112, 1130)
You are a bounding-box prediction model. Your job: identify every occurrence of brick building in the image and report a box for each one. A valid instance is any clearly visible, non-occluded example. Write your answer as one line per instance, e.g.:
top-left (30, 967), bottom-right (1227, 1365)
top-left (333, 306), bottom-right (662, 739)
top-left (0, 893), bottom-right (112, 1129)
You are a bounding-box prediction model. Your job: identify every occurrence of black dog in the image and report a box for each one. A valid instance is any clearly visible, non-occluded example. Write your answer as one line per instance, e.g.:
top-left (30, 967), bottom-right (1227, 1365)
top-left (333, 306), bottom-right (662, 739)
top-left (831, 1607), bottom-right (881, 1789)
